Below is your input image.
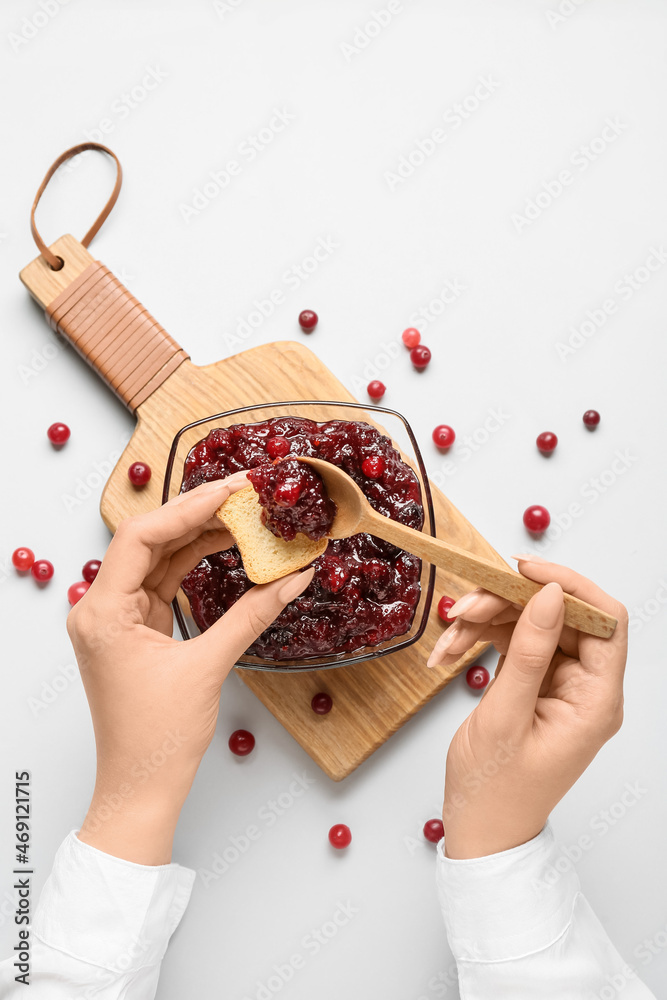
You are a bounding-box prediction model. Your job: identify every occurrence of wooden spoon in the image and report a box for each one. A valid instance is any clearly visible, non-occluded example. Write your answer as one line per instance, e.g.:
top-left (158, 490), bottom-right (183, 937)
top-left (298, 457), bottom-right (617, 639)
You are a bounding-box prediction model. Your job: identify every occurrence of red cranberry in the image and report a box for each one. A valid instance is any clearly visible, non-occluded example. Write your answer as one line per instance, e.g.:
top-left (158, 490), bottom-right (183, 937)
top-left (82, 559), bottom-right (101, 583)
top-left (583, 409), bottom-right (600, 429)
top-left (466, 665), bottom-right (490, 690)
top-left (274, 480), bottom-right (302, 507)
top-left (12, 548), bottom-right (35, 572)
top-left (523, 505), bottom-right (551, 534)
top-left (208, 428), bottom-right (233, 452)
top-left (68, 581), bottom-right (90, 606)
top-left (298, 309), bottom-right (318, 332)
top-left (31, 559), bottom-right (54, 583)
top-left (328, 824), bottom-right (352, 849)
top-left (367, 380), bottom-right (386, 400)
top-left (47, 422), bottom-right (70, 446)
top-left (536, 432), bottom-right (558, 454)
top-left (410, 345), bottom-right (431, 370)
top-left (362, 558), bottom-right (390, 584)
top-left (266, 436), bottom-right (290, 459)
top-left (437, 596), bottom-right (456, 622)
top-left (219, 549), bottom-right (240, 568)
top-left (128, 462), bottom-right (151, 487)
top-left (423, 818), bottom-right (444, 843)
top-left (189, 442), bottom-right (210, 467)
top-left (432, 425), bottom-right (455, 450)
top-left (317, 556), bottom-right (348, 592)
top-left (311, 692), bottom-right (333, 715)
top-left (361, 456), bottom-right (385, 478)
top-left (228, 729), bottom-right (255, 756)
top-left (402, 327), bottom-right (421, 349)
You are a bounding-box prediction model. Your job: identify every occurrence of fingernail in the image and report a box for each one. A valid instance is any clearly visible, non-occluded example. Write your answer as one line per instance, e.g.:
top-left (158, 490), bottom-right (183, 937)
top-left (512, 553), bottom-right (547, 564)
top-left (219, 473), bottom-right (249, 489)
top-left (426, 646), bottom-right (448, 669)
top-left (277, 568), bottom-right (314, 603)
top-left (427, 650), bottom-right (459, 674)
top-left (448, 590), bottom-right (482, 618)
top-left (528, 582), bottom-right (563, 629)
top-left (181, 479), bottom-right (229, 502)
top-left (427, 622), bottom-right (461, 667)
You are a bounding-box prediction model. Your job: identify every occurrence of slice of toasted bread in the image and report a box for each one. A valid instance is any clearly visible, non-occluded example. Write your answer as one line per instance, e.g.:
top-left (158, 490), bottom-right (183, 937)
top-left (216, 485), bottom-right (328, 585)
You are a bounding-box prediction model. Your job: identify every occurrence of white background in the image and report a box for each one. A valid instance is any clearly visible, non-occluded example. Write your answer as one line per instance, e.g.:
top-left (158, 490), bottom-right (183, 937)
top-left (1, 1), bottom-right (666, 997)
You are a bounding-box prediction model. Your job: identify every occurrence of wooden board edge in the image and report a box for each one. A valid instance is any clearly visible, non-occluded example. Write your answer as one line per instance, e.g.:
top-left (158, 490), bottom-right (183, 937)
top-left (238, 641), bottom-right (488, 781)
top-left (19, 234), bottom-right (96, 309)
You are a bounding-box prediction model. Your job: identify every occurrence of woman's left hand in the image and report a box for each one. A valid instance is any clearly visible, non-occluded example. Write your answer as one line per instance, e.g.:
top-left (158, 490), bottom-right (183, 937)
top-left (68, 474), bottom-right (313, 864)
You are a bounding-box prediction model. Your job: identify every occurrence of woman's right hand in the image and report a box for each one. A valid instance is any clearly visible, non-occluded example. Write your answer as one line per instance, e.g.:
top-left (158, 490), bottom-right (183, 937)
top-left (428, 558), bottom-right (628, 860)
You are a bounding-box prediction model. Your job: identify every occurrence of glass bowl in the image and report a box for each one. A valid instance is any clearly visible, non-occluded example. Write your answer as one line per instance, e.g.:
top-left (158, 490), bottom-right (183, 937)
top-left (162, 400), bottom-right (436, 671)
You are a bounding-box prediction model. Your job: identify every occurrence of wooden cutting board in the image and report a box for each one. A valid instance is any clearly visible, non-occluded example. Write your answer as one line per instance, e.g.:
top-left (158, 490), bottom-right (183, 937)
top-left (21, 234), bottom-right (508, 780)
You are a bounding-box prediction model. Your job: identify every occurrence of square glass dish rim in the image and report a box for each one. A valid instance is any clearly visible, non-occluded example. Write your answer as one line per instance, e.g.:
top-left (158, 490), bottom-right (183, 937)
top-left (162, 399), bottom-right (437, 671)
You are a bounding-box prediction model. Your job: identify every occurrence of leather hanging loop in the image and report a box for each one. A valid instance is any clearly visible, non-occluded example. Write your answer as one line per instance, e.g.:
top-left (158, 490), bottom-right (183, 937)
top-left (30, 143), bottom-right (123, 271)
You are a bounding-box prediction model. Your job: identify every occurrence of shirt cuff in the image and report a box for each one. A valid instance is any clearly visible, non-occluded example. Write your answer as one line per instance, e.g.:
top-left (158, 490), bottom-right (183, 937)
top-left (436, 822), bottom-right (579, 963)
top-left (32, 830), bottom-right (196, 972)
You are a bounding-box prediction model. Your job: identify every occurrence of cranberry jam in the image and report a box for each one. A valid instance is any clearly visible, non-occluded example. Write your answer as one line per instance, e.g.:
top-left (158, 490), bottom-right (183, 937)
top-left (180, 417), bottom-right (424, 660)
top-left (247, 456), bottom-right (336, 541)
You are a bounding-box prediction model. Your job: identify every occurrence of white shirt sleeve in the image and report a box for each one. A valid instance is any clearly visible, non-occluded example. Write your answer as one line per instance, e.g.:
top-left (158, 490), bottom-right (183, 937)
top-left (0, 830), bottom-right (195, 999)
top-left (436, 823), bottom-right (656, 999)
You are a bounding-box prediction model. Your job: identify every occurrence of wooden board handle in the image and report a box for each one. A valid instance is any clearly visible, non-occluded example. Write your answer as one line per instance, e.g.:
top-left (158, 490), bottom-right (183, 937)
top-left (366, 512), bottom-right (617, 638)
top-left (19, 234), bottom-right (189, 412)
